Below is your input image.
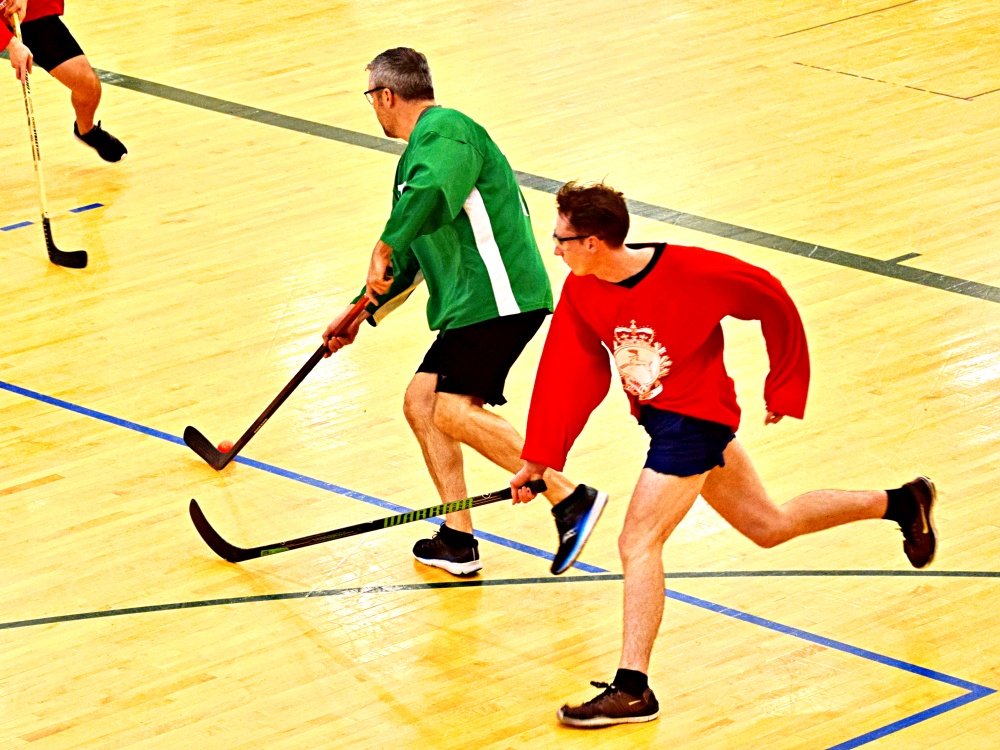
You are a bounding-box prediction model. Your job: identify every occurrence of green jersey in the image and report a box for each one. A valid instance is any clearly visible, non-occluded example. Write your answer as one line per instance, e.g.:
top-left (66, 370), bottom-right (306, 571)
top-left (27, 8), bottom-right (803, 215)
top-left (365, 107), bottom-right (553, 331)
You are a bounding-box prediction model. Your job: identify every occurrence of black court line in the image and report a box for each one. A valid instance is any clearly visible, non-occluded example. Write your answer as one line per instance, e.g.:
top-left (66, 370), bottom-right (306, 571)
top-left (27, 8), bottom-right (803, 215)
top-left (3, 570), bottom-right (996, 631)
top-left (777, 0), bottom-right (920, 37)
top-left (969, 86), bottom-right (1000, 100)
top-left (794, 62), bottom-right (973, 101)
top-left (85, 68), bottom-right (1000, 306)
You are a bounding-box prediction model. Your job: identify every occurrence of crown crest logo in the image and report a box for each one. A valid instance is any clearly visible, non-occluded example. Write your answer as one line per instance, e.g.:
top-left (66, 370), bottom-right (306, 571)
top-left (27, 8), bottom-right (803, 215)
top-left (613, 321), bottom-right (671, 401)
top-left (613, 321), bottom-right (665, 355)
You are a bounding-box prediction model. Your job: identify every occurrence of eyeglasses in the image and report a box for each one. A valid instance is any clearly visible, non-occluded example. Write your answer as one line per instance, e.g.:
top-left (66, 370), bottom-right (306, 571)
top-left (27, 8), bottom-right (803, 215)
top-left (552, 233), bottom-right (590, 244)
top-left (364, 86), bottom-right (388, 104)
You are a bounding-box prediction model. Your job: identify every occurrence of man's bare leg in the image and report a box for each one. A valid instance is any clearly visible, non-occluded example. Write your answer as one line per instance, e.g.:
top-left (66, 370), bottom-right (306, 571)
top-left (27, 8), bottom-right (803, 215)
top-left (48, 55), bottom-right (100, 133)
top-left (555, 467), bottom-right (704, 727)
top-left (433, 391), bottom-right (577, 504)
top-left (49, 54), bottom-right (126, 162)
top-left (618, 469), bottom-right (707, 672)
top-left (402, 374), bottom-right (471, 533)
top-left (700, 440), bottom-right (887, 548)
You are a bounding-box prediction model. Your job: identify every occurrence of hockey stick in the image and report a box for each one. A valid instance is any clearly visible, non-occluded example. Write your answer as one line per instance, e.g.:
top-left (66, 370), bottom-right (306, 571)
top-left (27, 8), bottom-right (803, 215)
top-left (13, 15), bottom-right (88, 269)
top-left (190, 479), bottom-right (546, 562)
top-left (184, 296), bottom-right (370, 470)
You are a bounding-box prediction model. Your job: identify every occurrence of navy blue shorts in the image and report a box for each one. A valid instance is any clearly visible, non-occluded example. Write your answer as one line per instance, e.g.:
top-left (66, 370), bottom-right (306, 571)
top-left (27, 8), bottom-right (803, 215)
top-left (639, 406), bottom-right (735, 477)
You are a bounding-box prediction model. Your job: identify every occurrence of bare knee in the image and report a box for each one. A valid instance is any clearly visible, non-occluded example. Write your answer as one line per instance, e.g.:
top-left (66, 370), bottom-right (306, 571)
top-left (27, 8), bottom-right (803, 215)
top-left (741, 515), bottom-right (788, 549)
top-left (618, 527), bottom-right (665, 569)
top-left (403, 384), bottom-right (435, 431)
top-left (432, 393), bottom-right (474, 438)
top-left (66, 67), bottom-right (101, 105)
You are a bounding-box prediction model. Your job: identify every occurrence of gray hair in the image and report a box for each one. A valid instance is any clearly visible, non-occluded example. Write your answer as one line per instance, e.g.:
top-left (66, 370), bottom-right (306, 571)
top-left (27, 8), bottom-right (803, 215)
top-left (367, 48), bottom-right (435, 101)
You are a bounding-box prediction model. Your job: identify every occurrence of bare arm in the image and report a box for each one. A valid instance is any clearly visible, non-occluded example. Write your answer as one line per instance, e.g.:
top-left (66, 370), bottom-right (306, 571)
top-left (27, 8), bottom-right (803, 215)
top-left (5, 35), bottom-right (32, 82)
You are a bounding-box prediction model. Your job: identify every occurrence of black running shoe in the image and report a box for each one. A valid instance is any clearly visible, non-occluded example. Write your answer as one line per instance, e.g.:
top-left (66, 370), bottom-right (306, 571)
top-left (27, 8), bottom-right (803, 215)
top-left (900, 476), bottom-right (937, 568)
top-left (551, 485), bottom-right (608, 575)
top-left (413, 523), bottom-right (482, 576)
top-left (557, 681), bottom-right (660, 727)
top-left (74, 121), bottom-right (128, 162)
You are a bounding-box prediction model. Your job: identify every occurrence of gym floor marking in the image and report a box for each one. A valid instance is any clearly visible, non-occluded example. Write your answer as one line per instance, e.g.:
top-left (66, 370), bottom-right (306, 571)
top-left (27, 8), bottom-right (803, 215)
top-left (1, 377), bottom-right (995, 748)
top-left (776, 0), bottom-right (921, 38)
top-left (793, 62), bottom-right (984, 102)
top-left (1, 202), bottom-right (104, 232)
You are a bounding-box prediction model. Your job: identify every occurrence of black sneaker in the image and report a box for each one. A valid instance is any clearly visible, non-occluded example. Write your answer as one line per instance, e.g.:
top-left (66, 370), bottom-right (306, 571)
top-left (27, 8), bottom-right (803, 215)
top-left (557, 681), bottom-right (660, 727)
top-left (900, 476), bottom-right (937, 568)
top-left (413, 523), bottom-right (482, 576)
top-left (74, 121), bottom-right (127, 162)
top-left (551, 484), bottom-right (608, 575)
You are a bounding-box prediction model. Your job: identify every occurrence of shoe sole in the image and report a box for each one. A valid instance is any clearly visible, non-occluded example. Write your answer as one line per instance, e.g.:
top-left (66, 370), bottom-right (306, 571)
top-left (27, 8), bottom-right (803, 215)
top-left (414, 555), bottom-right (482, 576)
top-left (911, 476), bottom-right (937, 569)
top-left (552, 491), bottom-right (608, 575)
top-left (74, 134), bottom-right (127, 163)
top-left (556, 707), bottom-right (660, 727)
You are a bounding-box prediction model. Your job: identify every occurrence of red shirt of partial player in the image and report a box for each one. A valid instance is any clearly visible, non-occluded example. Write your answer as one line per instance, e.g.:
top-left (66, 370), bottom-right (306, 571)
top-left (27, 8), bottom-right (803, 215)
top-left (521, 244), bottom-right (811, 472)
top-left (1, 1), bottom-right (65, 50)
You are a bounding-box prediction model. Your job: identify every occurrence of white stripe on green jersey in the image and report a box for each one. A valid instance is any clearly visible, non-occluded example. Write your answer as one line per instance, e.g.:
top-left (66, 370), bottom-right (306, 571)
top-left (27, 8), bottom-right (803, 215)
top-left (463, 187), bottom-right (521, 317)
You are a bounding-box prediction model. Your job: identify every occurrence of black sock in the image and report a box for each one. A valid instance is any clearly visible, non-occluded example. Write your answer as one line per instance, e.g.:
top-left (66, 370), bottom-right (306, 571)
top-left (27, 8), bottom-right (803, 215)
top-left (613, 668), bottom-right (648, 697)
top-left (883, 487), bottom-right (916, 525)
top-left (440, 523), bottom-right (477, 547)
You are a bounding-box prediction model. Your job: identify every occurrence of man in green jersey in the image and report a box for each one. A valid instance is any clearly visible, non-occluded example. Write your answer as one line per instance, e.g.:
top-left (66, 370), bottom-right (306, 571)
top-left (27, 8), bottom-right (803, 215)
top-left (323, 48), bottom-right (606, 577)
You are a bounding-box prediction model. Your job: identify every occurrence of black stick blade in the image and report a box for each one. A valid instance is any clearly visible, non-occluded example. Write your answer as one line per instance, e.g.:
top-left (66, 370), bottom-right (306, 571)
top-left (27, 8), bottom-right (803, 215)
top-left (183, 426), bottom-right (227, 470)
top-left (43, 218), bottom-right (87, 269)
top-left (189, 499), bottom-right (258, 563)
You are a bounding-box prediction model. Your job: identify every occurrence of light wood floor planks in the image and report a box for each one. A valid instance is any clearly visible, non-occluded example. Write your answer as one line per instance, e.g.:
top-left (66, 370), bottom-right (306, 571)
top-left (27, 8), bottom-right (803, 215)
top-left (2, 0), bottom-right (999, 747)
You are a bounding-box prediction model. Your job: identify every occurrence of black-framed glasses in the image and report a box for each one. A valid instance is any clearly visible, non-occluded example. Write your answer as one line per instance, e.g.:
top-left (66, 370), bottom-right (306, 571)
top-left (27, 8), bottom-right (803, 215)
top-left (364, 86), bottom-right (388, 104)
top-left (552, 232), bottom-right (590, 244)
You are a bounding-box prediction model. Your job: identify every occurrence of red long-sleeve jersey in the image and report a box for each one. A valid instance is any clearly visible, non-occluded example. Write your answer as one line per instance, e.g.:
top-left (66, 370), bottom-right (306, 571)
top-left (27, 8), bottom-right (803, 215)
top-left (1, 1), bottom-right (65, 50)
top-left (521, 244), bottom-right (810, 471)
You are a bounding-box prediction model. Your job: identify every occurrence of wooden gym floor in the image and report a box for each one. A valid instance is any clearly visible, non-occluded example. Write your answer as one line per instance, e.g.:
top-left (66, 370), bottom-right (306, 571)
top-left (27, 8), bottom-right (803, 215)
top-left (1, 0), bottom-right (998, 747)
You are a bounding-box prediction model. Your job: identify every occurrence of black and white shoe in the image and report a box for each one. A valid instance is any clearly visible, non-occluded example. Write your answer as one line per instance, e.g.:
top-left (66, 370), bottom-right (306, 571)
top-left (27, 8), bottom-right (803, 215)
top-left (557, 681), bottom-right (660, 727)
top-left (413, 523), bottom-right (482, 576)
top-left (74, 121), bottom-right (127, 162)
top-left (551, 485), bottom-right (608, 575)
top-left (900, 476), bottom-right (937, 568)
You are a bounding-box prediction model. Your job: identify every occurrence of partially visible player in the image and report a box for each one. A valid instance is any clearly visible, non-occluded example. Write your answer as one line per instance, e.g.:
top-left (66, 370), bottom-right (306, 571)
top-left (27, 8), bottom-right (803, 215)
top-left (2, 0), bottom-right (126, 161)
top-left (512, 181), bottom-right (937, 727)
top-left (323, 48), bottom-right (606, 577)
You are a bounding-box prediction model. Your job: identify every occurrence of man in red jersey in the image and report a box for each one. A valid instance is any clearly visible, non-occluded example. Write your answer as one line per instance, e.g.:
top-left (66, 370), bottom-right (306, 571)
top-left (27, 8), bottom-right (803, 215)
top-left (511, 182), bottom-right (937, 728)
top-left (3, 0), bottom-right (126, 161)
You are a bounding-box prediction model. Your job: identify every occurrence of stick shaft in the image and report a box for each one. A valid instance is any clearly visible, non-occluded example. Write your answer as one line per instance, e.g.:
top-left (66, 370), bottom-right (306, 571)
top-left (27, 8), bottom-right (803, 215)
top-left (13, 15), bottom-right (50, 218)
top-left (272, 491), bottom-right (509, 553)
top-left (217, 296), bottom-right (369, 467)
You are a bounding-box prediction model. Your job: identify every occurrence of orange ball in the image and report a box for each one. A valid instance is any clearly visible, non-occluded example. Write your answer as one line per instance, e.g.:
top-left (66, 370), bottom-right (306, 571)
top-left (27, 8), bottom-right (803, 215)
top-left (217, 440), bottom-right (235, 452)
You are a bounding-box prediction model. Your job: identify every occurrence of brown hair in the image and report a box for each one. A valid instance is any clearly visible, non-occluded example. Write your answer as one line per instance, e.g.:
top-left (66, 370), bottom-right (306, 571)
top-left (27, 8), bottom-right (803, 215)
top-left (367, 48), bottom-right (435, 101)
top-left (556, 181), bottom-right (630, 246)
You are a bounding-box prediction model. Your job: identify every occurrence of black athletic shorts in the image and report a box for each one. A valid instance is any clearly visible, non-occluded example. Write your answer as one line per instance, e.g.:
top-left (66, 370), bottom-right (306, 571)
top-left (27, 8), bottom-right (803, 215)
top-left (417, 309), bottom-right (550, 406)
top-left (17, 15), bottom-right (84, 72)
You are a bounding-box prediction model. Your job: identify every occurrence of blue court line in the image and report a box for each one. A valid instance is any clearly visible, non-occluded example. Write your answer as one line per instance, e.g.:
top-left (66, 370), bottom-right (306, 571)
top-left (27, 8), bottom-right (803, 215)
top-left (69, 203), bottom-right (105, 214)
top-left (1, 378), bottom-right (994, 745)
top-left (1, 220), bottom-right (33, 232)
top-left (0, 379), bottom-right (603, 573)
top-left (665, 588), bottom-right (995, 747)
top-left (1, 203), bottom-right (104, 232)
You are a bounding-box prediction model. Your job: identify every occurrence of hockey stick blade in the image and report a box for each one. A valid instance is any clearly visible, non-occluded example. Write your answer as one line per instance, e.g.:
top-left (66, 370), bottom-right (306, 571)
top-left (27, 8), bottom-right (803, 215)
top-left (183, 426), bottom-right (228, 470)
top-left (189, 499), bottom-right (257, 562)
top-left (189, 479), bottom-right (547, 563)
top-left (43, 217), bottom-right (87, 269)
